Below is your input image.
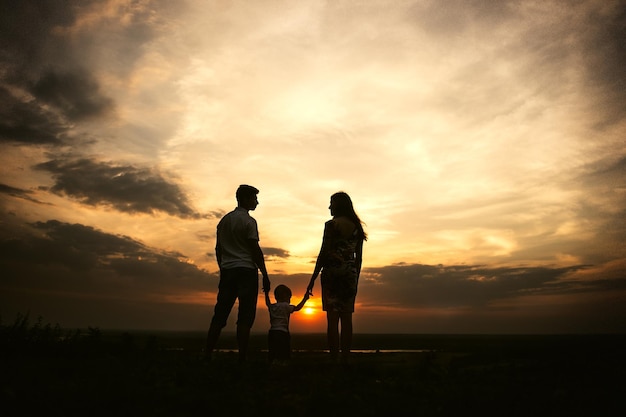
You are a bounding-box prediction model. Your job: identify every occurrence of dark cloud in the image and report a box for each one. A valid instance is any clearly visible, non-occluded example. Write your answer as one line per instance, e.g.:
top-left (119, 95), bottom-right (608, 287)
top-left (360, 263), bottom-right (594, 309)
top-left (0, 1), bottom-right (114, 129)
top-left (0, 0), bottom-right (181, 84)
top-left (31, 69), bottom-right (114, 121)
top-left (0, 86), bottom-right (68, 145)
top-left (0, 0), bottom-right (82, 73)
top-left (0, 182), bottom-right (47, 204)
top-left (0, 219), bottom-right (211, 290)
top-left (0, 183), bottom-right (32, 198)
top-left (583, 4), bottom-right (626, 128)
top-left (574, 156), bottom-right (626, 263)
top-left (0, 0), bottom-right (181, 146)
top-left (0, 10), bottom-right (99, 143)
top-left (35, 158), bottom-right (207, 219)
top-left (263, 247), bottom-right (291, 259)
top-left (0, 218), bottom-right (215, 330)
top-left (204, 247), bottom-right (290, 263)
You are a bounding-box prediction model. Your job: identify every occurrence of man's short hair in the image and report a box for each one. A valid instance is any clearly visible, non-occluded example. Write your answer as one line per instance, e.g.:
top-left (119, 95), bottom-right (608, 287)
top-left (236, 184), bottom-right (259, 203)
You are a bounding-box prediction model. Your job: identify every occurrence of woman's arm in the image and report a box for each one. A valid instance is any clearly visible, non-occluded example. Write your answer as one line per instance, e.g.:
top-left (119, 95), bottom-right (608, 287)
top-left (308, 222), bottom-right (332, 294)
top-left (293, 292), bottom-right (310, 312)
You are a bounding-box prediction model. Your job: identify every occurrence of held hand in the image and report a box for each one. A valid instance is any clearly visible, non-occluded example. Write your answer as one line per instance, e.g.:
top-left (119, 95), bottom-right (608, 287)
top-left (262, 276), bottom-right (271, 293)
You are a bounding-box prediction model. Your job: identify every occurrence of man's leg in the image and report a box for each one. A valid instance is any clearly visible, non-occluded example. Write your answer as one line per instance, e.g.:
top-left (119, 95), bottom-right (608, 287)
top-left (236, 324), bottom-right (251, 363)
top-left (236, 268), bottom-right (259, 362)
top-left (205, 270), bottom-right (238, 358)
top-left (205, 319), bottom-right (226, 359)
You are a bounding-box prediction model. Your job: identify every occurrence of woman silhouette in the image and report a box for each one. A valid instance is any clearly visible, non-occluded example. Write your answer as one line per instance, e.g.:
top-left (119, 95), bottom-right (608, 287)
top-left (308, 192), bottom-right (367, 364)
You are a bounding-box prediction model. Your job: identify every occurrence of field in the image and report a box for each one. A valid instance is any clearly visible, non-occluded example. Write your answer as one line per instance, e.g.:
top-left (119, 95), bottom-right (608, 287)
top-left (2, 318), bottom-right (625, 416)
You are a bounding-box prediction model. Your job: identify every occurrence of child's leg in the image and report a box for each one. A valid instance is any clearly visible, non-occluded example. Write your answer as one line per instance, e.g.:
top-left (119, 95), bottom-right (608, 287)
top-left (268, 330), bottom-right (278, 363)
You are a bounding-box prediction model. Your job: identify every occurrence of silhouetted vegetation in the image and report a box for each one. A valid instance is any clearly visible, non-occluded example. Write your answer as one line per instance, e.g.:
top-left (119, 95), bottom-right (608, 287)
top-left (1, 314), bottom-right (624, 416)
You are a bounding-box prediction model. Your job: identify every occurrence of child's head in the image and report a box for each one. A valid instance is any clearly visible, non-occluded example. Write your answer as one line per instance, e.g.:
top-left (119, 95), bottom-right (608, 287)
top-left (274, 284), bottom-right (292, 302)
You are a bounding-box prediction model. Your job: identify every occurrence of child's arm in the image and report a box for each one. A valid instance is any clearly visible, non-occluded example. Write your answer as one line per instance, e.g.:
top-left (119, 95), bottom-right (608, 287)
top-left (293, 291), bottom-right (310, 312)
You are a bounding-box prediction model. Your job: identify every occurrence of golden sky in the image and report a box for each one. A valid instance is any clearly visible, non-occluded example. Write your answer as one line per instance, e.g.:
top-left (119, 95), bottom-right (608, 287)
top-left (1, 0), bottom-right (625, 333)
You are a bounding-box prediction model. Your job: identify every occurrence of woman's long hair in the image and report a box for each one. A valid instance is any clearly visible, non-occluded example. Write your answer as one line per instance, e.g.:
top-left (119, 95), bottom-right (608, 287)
top-left (331, 192), bottom-right (367, 241)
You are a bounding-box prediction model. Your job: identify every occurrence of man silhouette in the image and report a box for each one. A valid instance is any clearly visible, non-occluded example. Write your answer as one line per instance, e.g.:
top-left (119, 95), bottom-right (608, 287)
top-left (205, 184), bottom-right (271, 362)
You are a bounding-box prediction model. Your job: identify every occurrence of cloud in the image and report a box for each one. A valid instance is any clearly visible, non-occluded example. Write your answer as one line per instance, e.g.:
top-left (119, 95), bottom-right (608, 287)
top-left (0, 219), bottom-right (211, 293)
top-left (0, 218), bottom-right (216, 329)
top-left (0, 182), bottom-right (47, 204)
top-left (0, 0), bottom-right (176, 145)
top-left (359, 263), bottom-right (594, 309)
top-left (0, 87), bottom-right (68, 145)
top-left (405, 0), bottom-right (626, 130)
top-left (263, 247), bottom-right (291, 259)
top-left (36, 158), bottom-right (207, 219)
top-left (0, 1), bottom-right (111, 144)
top-left (204, 244), bottom-right (291, 263)
top-left (0, 0), bottom-right (170, 82)
top-left (581, 2), bottom-right (626, 128)
top-left (0, 183), bottom-right (29, 196)
top-left (0, 0), bottom-right (79, 73)
top-left (31, 69), bottom-right (114, 121)
top-left (559, 155), bottom-right (626, 264)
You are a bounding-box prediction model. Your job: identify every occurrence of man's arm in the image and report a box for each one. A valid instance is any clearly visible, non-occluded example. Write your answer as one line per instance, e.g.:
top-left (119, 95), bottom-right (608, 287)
top-left (247, 239), bottom-right (270, 292)
top-left (215, 236), bottom-right (222, 268)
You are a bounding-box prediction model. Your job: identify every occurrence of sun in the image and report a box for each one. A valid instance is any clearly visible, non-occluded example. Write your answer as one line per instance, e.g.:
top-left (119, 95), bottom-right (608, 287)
top-left (298, 298), bottom-right (322, 322)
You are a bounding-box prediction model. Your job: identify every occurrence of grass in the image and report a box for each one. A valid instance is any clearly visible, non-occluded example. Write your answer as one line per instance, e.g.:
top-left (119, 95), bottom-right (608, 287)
top-left (1, 314), bottom-right (625, 416)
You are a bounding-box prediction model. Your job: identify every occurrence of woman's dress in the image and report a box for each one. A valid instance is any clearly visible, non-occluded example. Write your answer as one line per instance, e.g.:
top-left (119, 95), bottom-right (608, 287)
top-left (320, 219), bottom-right (360, 313)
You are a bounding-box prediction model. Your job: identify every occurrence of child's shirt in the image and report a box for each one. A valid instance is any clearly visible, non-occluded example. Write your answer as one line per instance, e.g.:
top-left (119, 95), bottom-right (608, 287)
top-left (268, 301), bottom-right (296, 333)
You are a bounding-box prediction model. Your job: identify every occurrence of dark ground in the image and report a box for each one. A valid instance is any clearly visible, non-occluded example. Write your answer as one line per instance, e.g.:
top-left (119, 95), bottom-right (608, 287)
top-left (1, 319), bottom-right (625, 416)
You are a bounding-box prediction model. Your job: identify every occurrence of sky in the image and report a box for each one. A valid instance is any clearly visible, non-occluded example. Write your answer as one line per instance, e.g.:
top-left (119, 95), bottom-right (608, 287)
top-left (1, 0), bottom-right (625, 334)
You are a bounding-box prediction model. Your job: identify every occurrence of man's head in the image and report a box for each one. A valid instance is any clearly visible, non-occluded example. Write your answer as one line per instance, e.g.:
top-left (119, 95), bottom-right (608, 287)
top-left (236, 184), bottom-right (259, 210)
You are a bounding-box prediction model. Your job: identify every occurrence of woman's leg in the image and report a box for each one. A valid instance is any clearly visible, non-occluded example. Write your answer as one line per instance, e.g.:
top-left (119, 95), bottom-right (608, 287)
top-left (327, 311), bottom-right (340, 361)
top-left (339, 312), bottom-right (353, 363)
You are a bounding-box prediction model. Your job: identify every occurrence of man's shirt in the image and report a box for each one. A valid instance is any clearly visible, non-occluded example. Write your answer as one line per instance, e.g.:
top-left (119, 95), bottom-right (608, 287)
top-left (216, 207), bottom-right (259, 270)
